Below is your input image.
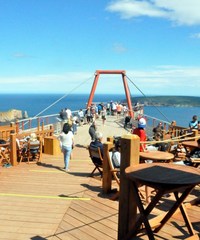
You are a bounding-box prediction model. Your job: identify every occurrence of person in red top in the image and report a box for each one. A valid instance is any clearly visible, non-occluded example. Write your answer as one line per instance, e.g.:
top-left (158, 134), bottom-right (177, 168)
top-left (132, 117), bottom-right (147, 152)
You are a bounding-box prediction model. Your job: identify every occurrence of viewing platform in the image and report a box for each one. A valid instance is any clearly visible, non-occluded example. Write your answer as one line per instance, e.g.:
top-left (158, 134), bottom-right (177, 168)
top-left (0, 114), bottom-right (199, 240)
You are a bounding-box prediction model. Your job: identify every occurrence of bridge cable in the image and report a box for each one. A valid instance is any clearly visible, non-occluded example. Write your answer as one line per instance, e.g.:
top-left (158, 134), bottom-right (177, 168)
top-left (125, 74), bottom-right (171, 123)
top-left (32, 75), bottom-right (94, 118)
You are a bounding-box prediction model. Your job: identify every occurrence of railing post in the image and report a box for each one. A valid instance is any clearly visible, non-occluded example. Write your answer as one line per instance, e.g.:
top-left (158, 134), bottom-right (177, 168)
top-left (50, 125), bottom-right (54, 136)
top-left (153, 118), bottom-right (156, 128)
top-left (28, 120), bottom-right (31, 130)
top-left (102, 141), bottom-right (113, 193)
top-left (118, 134), bottom-right (140, 240)
top-left (10, 133), bottom-right (17, 166)
top-left (15, 121), bottom-right (20, 133)
top-left (42, 121), bottom-right (44, 131)
top-left (107, 136), bottom-right (113, 142)
top-left (37, 118), bottom-right (40, 131)
top-left (192, 129), bottom-right (199, 139)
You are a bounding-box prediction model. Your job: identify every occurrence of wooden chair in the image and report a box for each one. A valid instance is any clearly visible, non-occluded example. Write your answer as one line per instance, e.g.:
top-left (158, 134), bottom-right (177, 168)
top-left (88, 146), bottom-right (103, 177)
top-left (106, 150), bottom-right (149, 203)
top-left (107, 151), bottom-right (120, 200)
top-left (19, 140), bottom-right (42, 164)
top-left (0, 143), bottom-right (11, 167)
top-left (17, 140), bottom-right (26, 163)
top-left (190, 158), bottom-right (200, 168)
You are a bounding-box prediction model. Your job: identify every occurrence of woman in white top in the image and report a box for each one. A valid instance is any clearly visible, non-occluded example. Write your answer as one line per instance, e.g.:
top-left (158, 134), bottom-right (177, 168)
top-left (58, 123), bottom-right (74, 171)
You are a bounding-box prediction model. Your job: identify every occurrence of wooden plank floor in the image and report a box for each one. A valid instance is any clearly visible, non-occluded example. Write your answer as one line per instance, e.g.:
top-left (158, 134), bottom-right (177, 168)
top-left (0, 116), bottom-right (199, 240)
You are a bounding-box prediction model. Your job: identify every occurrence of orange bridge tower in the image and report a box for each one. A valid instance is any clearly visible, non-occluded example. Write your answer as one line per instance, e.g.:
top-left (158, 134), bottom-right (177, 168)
top-left (87, 70), bottom-right (134, 118)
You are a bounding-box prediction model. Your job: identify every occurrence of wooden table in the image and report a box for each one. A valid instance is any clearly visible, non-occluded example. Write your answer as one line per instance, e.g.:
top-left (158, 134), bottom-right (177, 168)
top-left (182, 141), bottom-right (198, 150)
top-left (125, 163), bottom-right (200, 240)
top-left (139, 150), bottom-right (174, 162)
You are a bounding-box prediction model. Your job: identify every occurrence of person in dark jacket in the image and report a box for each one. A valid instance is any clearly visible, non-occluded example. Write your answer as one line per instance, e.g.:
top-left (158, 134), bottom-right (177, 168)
top-left (89, 131), bottom-right (103, 157)
top-left (89, 121), bottom-right (97, 141)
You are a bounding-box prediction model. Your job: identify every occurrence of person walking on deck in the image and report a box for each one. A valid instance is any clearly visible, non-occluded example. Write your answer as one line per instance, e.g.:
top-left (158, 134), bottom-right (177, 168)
top-left (132, 117), bottom-right (147, 152)
top-left (58, 123), bottom-right (74, 172)
top-left (78, 109), bottom-right (84, 126)
top-left (101, 106), bottom-right (107, 126)
top-left (116, 103), bottom-right (122, 119)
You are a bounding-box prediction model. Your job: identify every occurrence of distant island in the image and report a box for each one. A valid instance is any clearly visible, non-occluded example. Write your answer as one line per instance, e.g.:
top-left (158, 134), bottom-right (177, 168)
top-left (131, 96), bottom-right (200, 107)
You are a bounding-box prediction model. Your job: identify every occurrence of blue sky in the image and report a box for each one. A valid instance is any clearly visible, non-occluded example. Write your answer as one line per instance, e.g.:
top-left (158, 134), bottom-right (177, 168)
top-left (0, 0), bottom-right (200, 96)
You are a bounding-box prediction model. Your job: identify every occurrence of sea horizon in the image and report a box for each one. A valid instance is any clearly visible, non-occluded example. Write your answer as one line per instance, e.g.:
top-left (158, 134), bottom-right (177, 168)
top-left (0, 93), bottom-right (199, 128)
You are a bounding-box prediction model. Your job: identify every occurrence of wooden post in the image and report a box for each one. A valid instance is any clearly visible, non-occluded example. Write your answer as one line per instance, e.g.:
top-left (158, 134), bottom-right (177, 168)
top-left (50, 125), bottom-right (54, 136)
top-left (37, 118), bottom-right (40, 132)
top-left (10, 133), bottom-right (17, 166)
top-left (118, 134), bottom-right (140, 240)
top-left (192, 129), bottom-right (199, 139)
top-left (102, 141), bottom-right (113, 193)
top-left (107, 136), bottom-right (113, 142)
top-left (153, 119), bottom-right (156, 128)
top-left (42, 121), bottom-right (44, 131)
top-left (28, 120), bottom-right (31, 130)
top-left (16, 121), bottom-right (20, 134)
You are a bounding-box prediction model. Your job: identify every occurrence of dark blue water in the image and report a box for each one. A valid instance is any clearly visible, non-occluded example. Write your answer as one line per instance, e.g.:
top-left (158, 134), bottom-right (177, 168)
top-left (0, 93), bottom-right (127, 116)
top-left (144, 106), bottom-right (200, 128)
top-left (0, 94), bottom-right (199, 128)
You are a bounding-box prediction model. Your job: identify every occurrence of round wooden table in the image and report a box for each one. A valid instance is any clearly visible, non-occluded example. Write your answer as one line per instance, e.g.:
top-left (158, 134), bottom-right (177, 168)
top-left (139, 150), bottom-right (174, 162)
top-left (182, 141), bottom-right (198, 149)
top-left (125, 163), bottom-right (200, 240)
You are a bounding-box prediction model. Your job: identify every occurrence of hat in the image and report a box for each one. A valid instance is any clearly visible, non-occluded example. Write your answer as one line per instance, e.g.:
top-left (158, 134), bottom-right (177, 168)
top-left (138, 118), bottom-right (146, 128)
top-left (30, 133), bottom-right (37, 141)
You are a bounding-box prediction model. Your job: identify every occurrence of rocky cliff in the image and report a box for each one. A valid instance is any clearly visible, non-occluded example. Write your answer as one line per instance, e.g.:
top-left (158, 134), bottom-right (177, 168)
top-left (0, 109), bottom-right (28, 123)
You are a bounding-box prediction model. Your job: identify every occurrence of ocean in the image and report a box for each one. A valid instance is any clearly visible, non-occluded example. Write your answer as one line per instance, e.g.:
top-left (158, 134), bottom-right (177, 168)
top-left (0, 94), bottom-right (200, 128)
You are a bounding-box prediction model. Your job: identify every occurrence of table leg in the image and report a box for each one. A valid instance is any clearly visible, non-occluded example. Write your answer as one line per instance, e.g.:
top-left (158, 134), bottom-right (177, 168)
top-left (125, 183), bottom-right (164, 240)
top-left (174, 192), bottom-right (196, 236)
top-left (154, 186), bottom-right (194, 233)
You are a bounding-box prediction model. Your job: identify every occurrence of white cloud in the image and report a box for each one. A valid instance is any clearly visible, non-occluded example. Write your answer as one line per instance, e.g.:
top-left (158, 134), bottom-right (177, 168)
top-left (106, 0), bottom-right (200, 26)
top-left (12, 52), bottom-right (34, 58)
top-left (126, 66), bottom-right (200, 96)
top-left (0, 67), bottom-right (199, 96)
top-left (190, 32), bottom-right (200, 39)
top-left (0, 72), bottom-right (94, 93)
top-left (112, 43), bottom-right (127, 53)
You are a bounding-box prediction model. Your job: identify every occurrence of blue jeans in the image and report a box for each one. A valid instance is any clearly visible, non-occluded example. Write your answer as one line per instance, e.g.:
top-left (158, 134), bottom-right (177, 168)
top-left (62, 146), bottom-right (72, 170)
top-left (72, 123), bottom-right (77, 134)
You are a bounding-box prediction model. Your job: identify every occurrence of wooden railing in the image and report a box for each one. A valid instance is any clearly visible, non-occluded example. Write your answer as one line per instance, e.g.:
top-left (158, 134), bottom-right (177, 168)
top-left (0, 122), bottom-right (55, 167)
top-left (0, 125), bottom-right (16, 140)
top-left (1, 111), bottom-right (199, 168)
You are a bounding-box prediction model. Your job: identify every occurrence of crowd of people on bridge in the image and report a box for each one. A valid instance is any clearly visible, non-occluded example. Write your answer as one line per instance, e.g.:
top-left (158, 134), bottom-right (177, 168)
top-left (57, 103), bottom-right (200, 171)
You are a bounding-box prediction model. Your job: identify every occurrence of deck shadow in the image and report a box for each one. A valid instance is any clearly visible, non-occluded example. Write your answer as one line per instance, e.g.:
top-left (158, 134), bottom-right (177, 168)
top-left (75, 144), bottom-right (88, 149)
top-left (31, 236), bottom-right (47, 240)
top-left (37, 162), bottom-right (64, 172)
top-left (81, 183), bottom-right (102, 193)
top-left (171, 221), bottom-right (200, 239)
top-left (68, 172), bottom-right (92, 177)
top-left (81, 183), bottom-right (120, 199)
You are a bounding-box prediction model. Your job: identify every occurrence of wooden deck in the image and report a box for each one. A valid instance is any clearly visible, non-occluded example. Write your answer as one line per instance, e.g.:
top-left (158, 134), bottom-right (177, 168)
top-left (0, 116), bottom-right (199, 240)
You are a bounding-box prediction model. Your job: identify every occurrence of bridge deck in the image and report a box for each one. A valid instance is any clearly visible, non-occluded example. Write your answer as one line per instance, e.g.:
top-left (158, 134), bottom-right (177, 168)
top-left (0, 115), bottom-right (199, 240)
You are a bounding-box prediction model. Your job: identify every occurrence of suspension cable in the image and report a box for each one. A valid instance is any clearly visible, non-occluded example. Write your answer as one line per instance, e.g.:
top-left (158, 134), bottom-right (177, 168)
top-left (32, 75), bottom-right (93, 118)
top-left (125, 74), bottom-right (171, 123)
